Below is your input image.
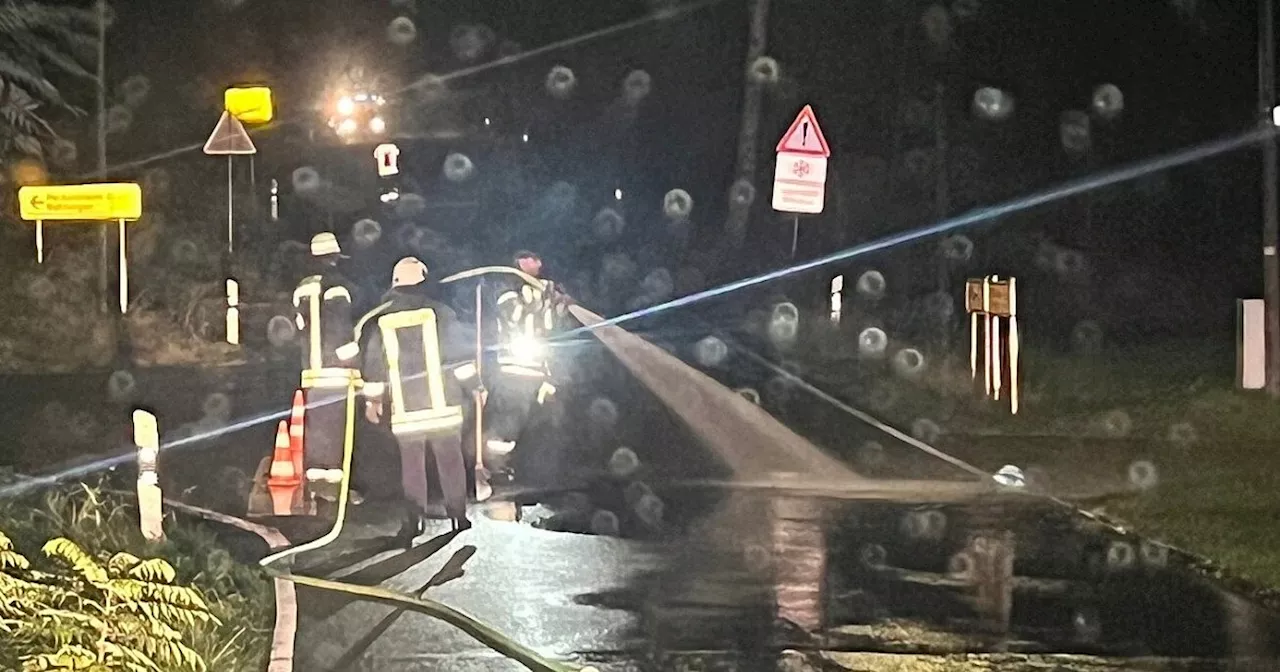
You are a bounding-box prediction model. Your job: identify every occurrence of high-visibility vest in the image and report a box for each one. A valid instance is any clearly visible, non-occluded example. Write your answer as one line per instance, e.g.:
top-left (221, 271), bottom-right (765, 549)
top-left (496, 280), bottom-right (556, 378)
top-left (293, 274), bottom-right (359, 389)
top-left (364, 308), bottom-right (464, 437)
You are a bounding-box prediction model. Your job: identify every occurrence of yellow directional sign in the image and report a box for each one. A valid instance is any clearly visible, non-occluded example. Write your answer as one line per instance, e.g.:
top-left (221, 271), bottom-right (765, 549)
top-left (19, 183), bottom-right (142, 221)
top-left (225, 86), bottom-right (273, 124)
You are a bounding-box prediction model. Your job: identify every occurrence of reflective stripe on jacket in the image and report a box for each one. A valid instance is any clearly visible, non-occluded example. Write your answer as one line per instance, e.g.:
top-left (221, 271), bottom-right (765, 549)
top-left (361, 289), bottom-right (473, 437)
top-left (294, 272), bottom-right (359, 387)
top-left (495, 278), bottom-right (556, 374)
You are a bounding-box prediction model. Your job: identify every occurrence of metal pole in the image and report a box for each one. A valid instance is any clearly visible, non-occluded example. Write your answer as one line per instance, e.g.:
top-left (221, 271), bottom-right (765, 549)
top-left (227, 156), bottom-right (235, 253)
top-left (118, 219), bottom-right (127, 314)
top-left (790, 215), bottom-right (799, 259)
top-left (1260, 0), bottom-right (1280, 396)
top-left (95, 0), bottom-right (108, 312)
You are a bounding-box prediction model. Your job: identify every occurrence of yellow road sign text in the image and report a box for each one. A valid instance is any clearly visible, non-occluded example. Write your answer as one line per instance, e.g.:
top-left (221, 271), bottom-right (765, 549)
top-left (19, 183), bottom-right (142, 221)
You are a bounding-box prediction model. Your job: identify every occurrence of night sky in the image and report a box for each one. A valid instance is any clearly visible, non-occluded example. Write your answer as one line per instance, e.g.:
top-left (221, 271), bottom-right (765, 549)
top-left (85, 0), bottom-right (1274, 341)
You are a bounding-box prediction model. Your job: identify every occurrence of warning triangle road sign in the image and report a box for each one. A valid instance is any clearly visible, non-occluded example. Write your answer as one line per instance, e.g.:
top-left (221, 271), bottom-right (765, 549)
top-left (203, 111), bottom-right (257, 155)
top-left (776, 104), bottom-right (830, 157)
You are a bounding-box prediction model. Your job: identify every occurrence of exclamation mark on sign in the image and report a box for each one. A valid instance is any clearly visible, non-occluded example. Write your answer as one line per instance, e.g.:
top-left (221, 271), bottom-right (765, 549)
top-left (802, 122), bottom-right (809, 147)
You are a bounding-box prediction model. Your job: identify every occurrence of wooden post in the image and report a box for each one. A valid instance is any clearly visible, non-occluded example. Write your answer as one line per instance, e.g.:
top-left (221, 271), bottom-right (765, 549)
top-left (133, 409), bottom-right (164, 542)
top-left (969, 530), bottom-right (1014, 634)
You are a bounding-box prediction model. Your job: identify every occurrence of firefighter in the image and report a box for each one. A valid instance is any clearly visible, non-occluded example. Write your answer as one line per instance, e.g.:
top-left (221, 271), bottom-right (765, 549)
top-left (294, 232), bottom-right (363, 504)
top-left (481, 250), bottom-right (572, 492)
top-left (362, 257), bottom-right (474, 540)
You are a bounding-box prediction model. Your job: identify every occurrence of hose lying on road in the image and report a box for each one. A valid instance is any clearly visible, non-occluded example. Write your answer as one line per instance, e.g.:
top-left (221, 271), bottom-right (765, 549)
top-left (244, 379), bottom-right (592, 672)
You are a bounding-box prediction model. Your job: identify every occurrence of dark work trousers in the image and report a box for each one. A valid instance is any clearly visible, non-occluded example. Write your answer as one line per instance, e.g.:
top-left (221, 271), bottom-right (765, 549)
top-left (304, 387), bottom-right (351, 471)
top-left (397, 431), bottom-right (467, 519)
top-left (482, 374), bottom-right (545, 472)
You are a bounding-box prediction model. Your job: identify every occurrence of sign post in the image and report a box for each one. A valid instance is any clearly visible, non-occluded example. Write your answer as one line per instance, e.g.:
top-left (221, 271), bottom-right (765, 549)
top-left (203, 110), bottom-right (258, 253)
top-left (965, 275), bottom-right (1020, 414)
top-left (772, 105), bottom-right (831, 258)
top-left (18, 183), bottom-right (143, 313)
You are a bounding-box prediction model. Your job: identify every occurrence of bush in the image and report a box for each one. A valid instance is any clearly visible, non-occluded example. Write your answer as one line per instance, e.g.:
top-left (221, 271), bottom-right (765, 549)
top-left (0, 531), bottom-right (216, 671)
top-left (0, 481), bottom-right (272, 671)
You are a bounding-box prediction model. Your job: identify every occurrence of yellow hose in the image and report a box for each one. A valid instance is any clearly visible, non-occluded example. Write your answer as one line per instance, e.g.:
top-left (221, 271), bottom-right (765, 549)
top-left (254, 378), bottom-right (596, 672)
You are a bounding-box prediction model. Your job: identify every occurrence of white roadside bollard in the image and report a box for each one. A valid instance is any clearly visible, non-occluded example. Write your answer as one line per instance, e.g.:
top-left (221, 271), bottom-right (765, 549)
top-left (226, 278), bottom-right (240, 345)
top-left (134, 409), bottom-right (164, 542)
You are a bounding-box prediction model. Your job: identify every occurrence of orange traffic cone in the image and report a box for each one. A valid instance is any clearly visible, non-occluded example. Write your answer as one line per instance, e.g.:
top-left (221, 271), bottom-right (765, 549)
top-left (267, 420), bottom-right (298, 515)
top-left (288, 390), bottom-right (306, 478)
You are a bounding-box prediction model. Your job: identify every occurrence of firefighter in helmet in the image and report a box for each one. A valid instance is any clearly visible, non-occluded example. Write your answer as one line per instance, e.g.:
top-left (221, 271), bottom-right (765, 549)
top-left (293, 232), bottom-right (363, 504)
top-left (480, 250), bottom-right (572, 493)
top-left (362, 257), bottom-right (474, 540)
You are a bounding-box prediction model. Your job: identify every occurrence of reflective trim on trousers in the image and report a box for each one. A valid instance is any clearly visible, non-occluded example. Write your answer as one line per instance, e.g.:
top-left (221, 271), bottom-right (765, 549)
top-left (301, 367), bottom-right (361, 389)
top-left (391, 407), bottom-right (464, 436)
top-left (498, 363), bottom-right (547, 378)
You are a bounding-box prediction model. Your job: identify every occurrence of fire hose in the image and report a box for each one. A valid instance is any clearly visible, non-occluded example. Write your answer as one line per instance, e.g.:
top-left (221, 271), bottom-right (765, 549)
top-left (251, 378), bottom-right (588, 672)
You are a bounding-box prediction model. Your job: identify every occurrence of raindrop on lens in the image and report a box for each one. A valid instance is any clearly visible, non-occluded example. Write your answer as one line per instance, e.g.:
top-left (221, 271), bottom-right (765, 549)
top-left (911, 418), bottom-right (941, 443)
top-left (1140, 540), bottom-right (1169, 567)
top-left (387, 16), bottom-right (417, 46)
top-left (923, 291), bottom-right (954, 321)
top-left (857, 327), bottom-right (888, 359)
top-left (608, 447), bottom-right (640, 478)
top-left (1099, 409), bottom-right (1131, 437)
top-left (1091, 83), bottom-right (1124, 120)
top-left (27, 276), bottom-right (55, 301)
top-left (856, 270), bottom-right (886, 299)
top-left (592, 208), bottom-right (625, 241)
top-left (202, 392), bottom-right (231, 422)
top-left (892, 348), bottom-right (927, 378)
top-left (729, 179), bottom-right (756, 209)
top-left (52, 139), bottom-right (77, 166)
top-left (694, 336), bottom-right (728, 367)
top-left (1128, 460), bottom-right (1158, 491)
top-left (545, 65), bottom-right (577, 99)
top-left (748, 56), bottom-right (779, 85)
top-left (394, 193), bottom-right (427, 218)
top-left (1106, 540), bottom-right (1136, 570)
top-left (948, 552), bottom-right (975, 578)
top-left (622, 70), bottom-right (652, 104)
top-left (352, 219), bottom-right (381, 248)
top-left (106, 105), bottom-right (132, 134)
top-left (859, 543), bottom-right (888, 569)
top-left (450, 25), bottom-right (492, 62)
top-left (266, 315), bottom-right (295, 347)
top-left (588, 397), bottom-right (619, 428)
top-left (1055, 249), bottom-right (1087, 276)
top-left (170, 239), bottom-right (199, 265)
top-left (1059, 110), bottom-right (1092, 155)
top-left (292, 166), bottom-right (321, 194)
top-left (642, 268), bottom-right (674, 300)
top-left (142, 167), bottom-right (171, 195)
top-left (993, 464), bottom-right (1025, 487)
top-left (119, 74), bottom-right (150, 107)
top-left (921, 4), bottom-right (952, 49)
top-left (941, 235), bottom-right (974, 262)
top-left (442, 153), bottom-right (475, 182)
top-left (662, 189), bottom-right (693, 220)
top-left (1168, 422), bottom-right (1197, 447)
top-left (107, 370), bottom-right (136, 403)
top-left (736, 387), bottom-right (761, 405)
top-left (635, 494), bottom-right (664, 526)
top-left (972, 86), bottom-right (1014, 121)
top-left (951, 0), bottom-right (981, 20)
top-left (856, 441), bottom-right (886, 469)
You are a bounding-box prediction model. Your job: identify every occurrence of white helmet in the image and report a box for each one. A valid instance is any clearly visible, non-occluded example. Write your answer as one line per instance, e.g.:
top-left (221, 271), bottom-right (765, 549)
top-left (392, 257), bottom-right (428, 287)
top-left (310, 232), bottom-right (344, 257)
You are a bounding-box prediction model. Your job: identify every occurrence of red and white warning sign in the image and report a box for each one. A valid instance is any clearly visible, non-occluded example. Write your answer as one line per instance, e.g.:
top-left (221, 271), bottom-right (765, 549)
top-left (374, 143), bottom-right (400, 177)
top-left (772, 105), bottom-right (830, 214)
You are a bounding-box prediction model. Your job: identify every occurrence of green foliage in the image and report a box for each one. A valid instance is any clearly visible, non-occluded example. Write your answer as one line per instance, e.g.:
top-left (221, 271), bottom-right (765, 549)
top-left (0, 0), bottom-right (97, 160)
top-left (0, 530), bottom-right (217, 671)
top-left (0, 482), bottom-right (272, 671)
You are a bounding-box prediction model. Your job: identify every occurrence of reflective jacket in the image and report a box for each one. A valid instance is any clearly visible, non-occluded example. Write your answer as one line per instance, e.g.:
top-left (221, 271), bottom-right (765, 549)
top-left (495, 276), bottom-right (570, 378)
top-left (361, 288), bottom-right (474, 437)
top-left (293, 270), bottom-right (360, 389)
